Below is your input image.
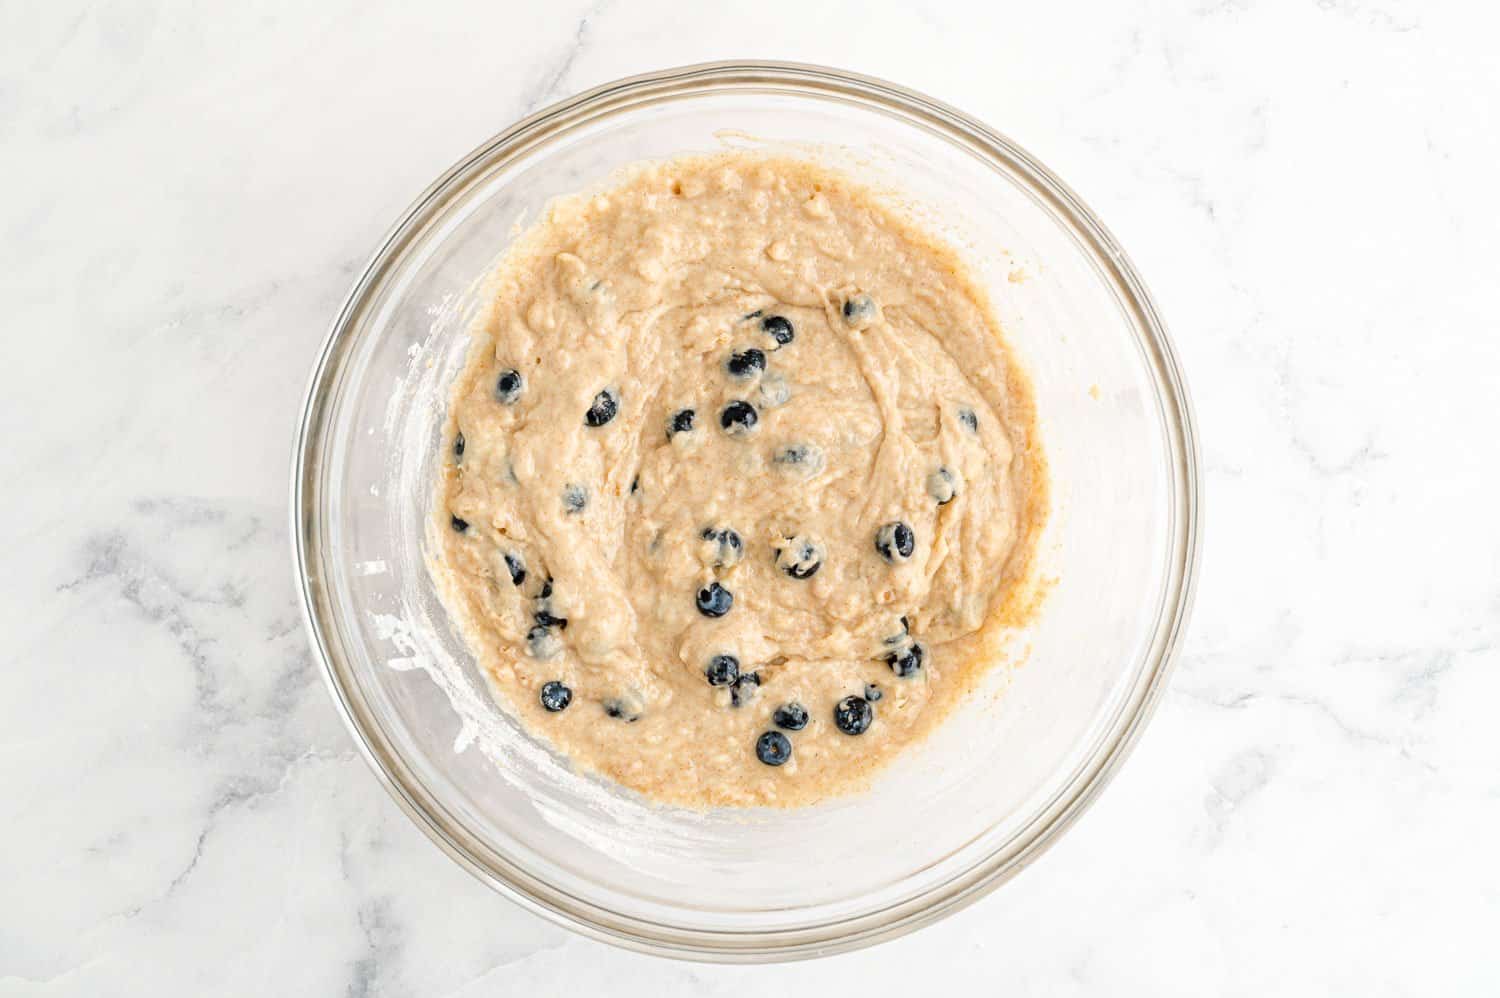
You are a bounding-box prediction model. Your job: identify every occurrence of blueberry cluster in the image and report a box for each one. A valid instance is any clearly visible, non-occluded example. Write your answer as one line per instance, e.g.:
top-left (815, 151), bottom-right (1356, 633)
top-left (466, 300), bottom-right (974, 754)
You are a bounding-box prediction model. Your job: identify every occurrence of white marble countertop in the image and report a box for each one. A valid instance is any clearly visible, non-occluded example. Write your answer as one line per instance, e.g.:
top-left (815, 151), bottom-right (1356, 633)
top-left (4, 1), bottom-right (1497, 993)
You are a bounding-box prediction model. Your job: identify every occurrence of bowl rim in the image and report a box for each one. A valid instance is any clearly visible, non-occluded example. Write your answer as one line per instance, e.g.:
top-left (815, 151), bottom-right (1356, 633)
top-left (291, 58), bottom-right (1201, 962)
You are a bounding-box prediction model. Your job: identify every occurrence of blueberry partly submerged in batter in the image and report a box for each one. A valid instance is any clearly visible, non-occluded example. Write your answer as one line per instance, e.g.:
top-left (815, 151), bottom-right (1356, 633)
top-left (604, 699), bottom-right (640, 722)
top-left (927, 467), bottom-right (957, 505)
top-left (585, 388), bottom-right (619, 427)
top-left (503, 552), bottom-right (526, 586)
top-left (726, 348), bottom-right (766, 378)
top-left (834, 695), bottom-right (873, 735)
top-left (730, 671), bottom-right (760, 707)
top-left (454, 431), bottom-right (465, 459)
top-left (864, 683), bottom-right (883, 702)
top-left (773, 702), bottom-right (809, 730)
top-left (720, 400), bottom-right (758, 435)
top-left (875, 521), bottom-right (915, 562)
top-left (450, 514), bottom-right (469, 533)
top-left (539, 681), bottom-right (572, 712)
top-left (705, 654), bottom-right (740, 687)
top-left (669, 408), bottom-right (696, 437)
top-left (756, 730), bottom-right (792, 766)
top-left (958, 407), bottom-right (979, 432)
top-left (887, 642), bottom-right (925, 678)
top-left (562, 484), bottom-right (587, 514)
top-left (696, 582), bottom-right (734, 617)
top-left (701, 526), bottom-right (743, 568)
top-left (775, 535), bottom-right (823, 579)
top-left (760, 314), bottom-right (794, 347)
top-left (494, 369), bottom-right (524, 403)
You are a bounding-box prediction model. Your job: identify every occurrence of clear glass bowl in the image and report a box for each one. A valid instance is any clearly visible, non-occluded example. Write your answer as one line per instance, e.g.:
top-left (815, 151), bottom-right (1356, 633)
top-left (292, 61), bottom-right (1199, 961)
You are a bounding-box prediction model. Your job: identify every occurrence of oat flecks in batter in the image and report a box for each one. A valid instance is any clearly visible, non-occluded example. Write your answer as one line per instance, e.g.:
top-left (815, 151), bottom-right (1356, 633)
top-left (435, 153), bottom-right (1046, 808)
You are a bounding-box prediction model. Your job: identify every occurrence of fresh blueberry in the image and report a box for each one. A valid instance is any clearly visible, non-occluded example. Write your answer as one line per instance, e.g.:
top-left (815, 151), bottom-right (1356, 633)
top-left (585, 388), bottom-right (619, 427)
top-left (705, 654), bottom-right (740, 687)
top-left (701, 527), bottom-right (743, 568)
top-left (669, 408), bottom-right (696, 437)
top-left (927, 467), bottom-right (957, 505)
top-left (720, 400), bottom-right (758, 435)
top-left (774, 536), bottom-right (823, 579)
top-left (539, 681), bottom-right (572, 712)
top-left (503, 552), bottom-right (526, 586)
top-left (875, 521), bottom-right (915, 562)
top-left (526, 624), bottom-right (561, 660)
top-left (864, 683), bottom-right (883, 702)
top-left (842, 294), bottom-right (876, 324)
top-left (495, 369), bottom-right (524, 403)
top-left (454, 431), bottom-right (465, 459)
top-left (959, 407), bottom-right (978, 433)
top-left (726, 348), bottom-right (767, 378)
top-left (451, 514), bottom-right (469, 533)
top-left (834, 695), bottom-right (873, 735)
top-left (887, 642), bottom-right (925, 678)
top-left (761, 314), bottom-right (795, 347)
top-left (773, 702), bottom-right (809, 731)
top-left (604, 699), bottom-right (640, 722)
top-left (563, 484), bottom-right (587, 514)
top-left (696, 582), bottom-right (734, 618)
top-left (533, 609), bottom-right (568, 631)
top-left (756, 730), bottom-right (792, 767)
top-left (731, 671), bottom-right (760, 707)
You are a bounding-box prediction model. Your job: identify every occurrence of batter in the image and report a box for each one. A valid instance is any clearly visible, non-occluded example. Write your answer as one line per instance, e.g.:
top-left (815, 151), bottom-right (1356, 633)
top-left (435, 154), bottom-right (1045, 808)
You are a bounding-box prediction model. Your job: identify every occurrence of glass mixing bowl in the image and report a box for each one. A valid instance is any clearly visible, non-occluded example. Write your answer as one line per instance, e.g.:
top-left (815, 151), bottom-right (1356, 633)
top-left (292, 61), bottom-right (1199, 961)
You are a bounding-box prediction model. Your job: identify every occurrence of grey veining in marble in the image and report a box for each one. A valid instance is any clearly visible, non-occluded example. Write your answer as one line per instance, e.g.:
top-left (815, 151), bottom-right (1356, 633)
top-left (2, 0), bottom-right (1497, 994)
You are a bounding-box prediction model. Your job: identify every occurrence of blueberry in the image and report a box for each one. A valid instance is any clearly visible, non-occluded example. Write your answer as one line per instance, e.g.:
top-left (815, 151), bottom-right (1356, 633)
top-left (726, 348), bottom-right (767, 378)
top-left (864, 683), bottom-right (883, 702)
top-left (760, 314), bottom-right (795, 347)
top-left (534, 609), bottom-right (568, 631)
top-left (539, 681), bottom-right (572, 712)
top-left (756, 730), bottom-right (792, 767)
top-left (604, 699), bottom-right (640, 722)
top-left (630, 475), bottom-right (640, 494)
top-left (842, 294), bottom-right (876, 324)
top-left (959, 407), bottom-right (978, 432)
top-left (585, 388), bottom-right (619, 427)
top-left (701, 527), bottom-right (743, 568)
top-left (774, 444), bottom-right (813, 465)
top-left (563, 484), bottom-right (587, 513)
top-left (720, 400), bottom-right (758, 435)
top-left (451, 514), bottom-right (469, 533)
top-left (774, 536), bottom-right (823, 579)
top-left (696, 582), bottom-right (733, 618)
top-left (875, 521), bottom-right (915, 562)
top-left (834, 695), bottom-right (873, 735)
top-left (731, 671), bottom-right (760, 708)
top-left (538, 577), bottom-right (553, 600)
top-left (705, 654), bottom-right (740, 687)
top-left (503, 552), bottom-right (526, 586)
top-left (887, 642), bottom-right (925, 678)
top-left (927, 467), bottom-right (957, 505)
top-left (773, 702), bottom-right (809, 731)
top-left (669, 408), bottom-right (696, 437)
top-left (454, 431), bottom-right (465, 459)
top-left (526, 625), bottom-right (561, 659)
top-left (495, 369), bottom-right (524, 403)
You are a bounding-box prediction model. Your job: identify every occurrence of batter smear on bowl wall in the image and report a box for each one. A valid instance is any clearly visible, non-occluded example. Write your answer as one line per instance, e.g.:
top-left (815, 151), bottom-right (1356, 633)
top-left (434, 153), bottom-right (1047, 807)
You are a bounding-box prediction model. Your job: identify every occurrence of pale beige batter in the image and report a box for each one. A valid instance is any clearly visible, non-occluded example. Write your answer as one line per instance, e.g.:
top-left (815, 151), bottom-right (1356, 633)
top-left (436, 154), bottom-right (1045, 808)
